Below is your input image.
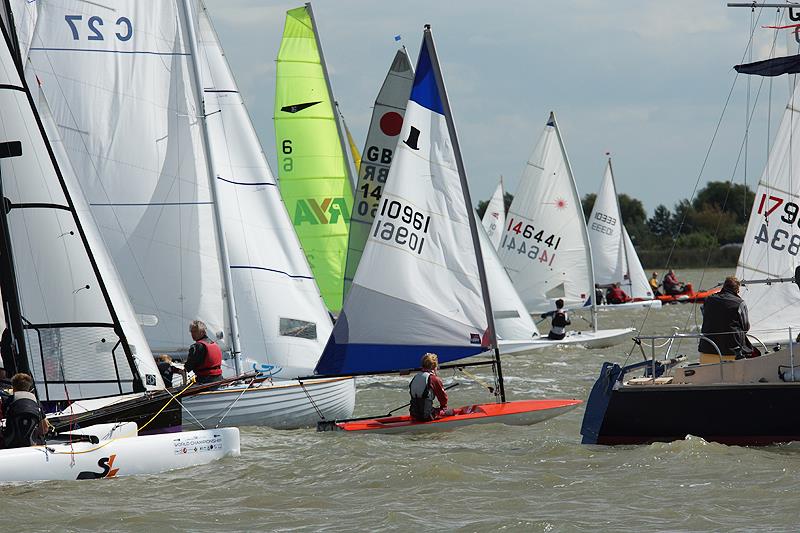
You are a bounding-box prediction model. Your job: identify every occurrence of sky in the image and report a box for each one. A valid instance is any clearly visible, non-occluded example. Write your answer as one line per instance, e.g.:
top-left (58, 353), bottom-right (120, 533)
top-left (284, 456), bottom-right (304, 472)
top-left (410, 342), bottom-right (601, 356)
top-left (204, 0), bottom-right (797, 216)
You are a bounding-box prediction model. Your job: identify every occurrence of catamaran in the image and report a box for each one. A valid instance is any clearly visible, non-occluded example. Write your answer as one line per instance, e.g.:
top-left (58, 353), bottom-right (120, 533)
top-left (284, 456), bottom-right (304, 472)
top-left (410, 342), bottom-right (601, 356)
top-left (20, 0), bottom-right (354, 429)
top-left (308, 25), bottom-right (581, 433)
top-left (0, 11), bottom-right (239, 481)
top-left (587, 157), bottom-right (660, 310)
top-left (497, 113), bottom-right (634, 349)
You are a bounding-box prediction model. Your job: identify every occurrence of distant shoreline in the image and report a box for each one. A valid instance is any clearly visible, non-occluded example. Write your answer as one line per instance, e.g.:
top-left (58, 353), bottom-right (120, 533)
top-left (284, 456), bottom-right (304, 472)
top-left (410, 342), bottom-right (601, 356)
top-left (640, 246), bottom-right (740, 270)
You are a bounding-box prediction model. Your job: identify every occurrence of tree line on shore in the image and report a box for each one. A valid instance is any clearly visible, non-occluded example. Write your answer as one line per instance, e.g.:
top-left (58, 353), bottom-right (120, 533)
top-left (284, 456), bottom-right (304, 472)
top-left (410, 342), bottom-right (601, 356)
top-left (476, 181), bottom-right (754, 268)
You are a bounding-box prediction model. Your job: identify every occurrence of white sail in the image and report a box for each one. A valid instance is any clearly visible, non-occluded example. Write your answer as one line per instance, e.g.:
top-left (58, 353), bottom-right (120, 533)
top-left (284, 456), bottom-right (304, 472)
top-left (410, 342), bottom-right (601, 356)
top-left (482, 176), bottom-right (506, 250)
top-left (5, 0), bottom-right (36, 58)
top-left (196, 2), bottom-right (332, 377)
top-left (344, 47), bottom-right (414, 296)
top-left (0, 22), bottom-right (162, 401)
top-left (498, 113), bottom-right (593, 314)
top-left (587, 159), bottom-right (652, 299)
top-left (315, 30), bottom-right (492, 375)
top-left (737, 83), bottom-right (800, 343)
top-left (26, 1), bottom-right (231, 355)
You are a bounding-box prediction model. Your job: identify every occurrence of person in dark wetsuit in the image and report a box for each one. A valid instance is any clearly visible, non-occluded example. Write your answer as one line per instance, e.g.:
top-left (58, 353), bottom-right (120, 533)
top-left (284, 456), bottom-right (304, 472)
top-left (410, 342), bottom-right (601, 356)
top-left (409, 353), bottom-right (450, 421)
top-left (2, 373), bottom-right (50, 449)
top-left (156, 354), bottom-right (186, 388)
top-left (547, 299), bottom-right (571, 340)
top-left (184, 320), bottom-right (224, 385)
top-left (698, 276), bottom-right (758, 365)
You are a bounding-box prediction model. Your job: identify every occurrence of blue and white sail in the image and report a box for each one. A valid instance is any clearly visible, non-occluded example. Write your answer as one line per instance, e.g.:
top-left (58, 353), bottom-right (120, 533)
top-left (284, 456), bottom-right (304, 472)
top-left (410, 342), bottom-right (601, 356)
top-left (315, 28), bottom-right (494, 376)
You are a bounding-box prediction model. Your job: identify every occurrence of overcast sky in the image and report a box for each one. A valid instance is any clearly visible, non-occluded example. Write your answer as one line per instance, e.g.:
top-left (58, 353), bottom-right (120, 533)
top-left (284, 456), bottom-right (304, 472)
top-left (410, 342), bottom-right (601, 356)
top-left (204, 0), bottom-right (796, 216)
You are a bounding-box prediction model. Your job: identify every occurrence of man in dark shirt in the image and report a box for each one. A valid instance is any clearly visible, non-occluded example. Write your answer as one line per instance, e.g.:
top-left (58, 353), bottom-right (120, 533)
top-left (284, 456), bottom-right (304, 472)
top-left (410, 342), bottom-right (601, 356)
top-left (698, 276), bottom-right (758, 364)
top-left (184, 320), bottom-right (224, 385)
top-left (547, 299), bottom-right (571, 340)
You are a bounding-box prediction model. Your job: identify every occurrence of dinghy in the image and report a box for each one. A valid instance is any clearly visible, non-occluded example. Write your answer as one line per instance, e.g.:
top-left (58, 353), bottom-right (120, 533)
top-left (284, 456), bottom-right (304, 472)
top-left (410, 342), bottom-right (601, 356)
top-left (308, 25), bottom-right (581, 433)
top-left (0, 423), bottom-right (240, 482)
top-left (497, 113), bottom-right (634, 347)
top-left (482, 176), bottom-right (506, 250)
top-left (23, 0), bottom-right (355, 428)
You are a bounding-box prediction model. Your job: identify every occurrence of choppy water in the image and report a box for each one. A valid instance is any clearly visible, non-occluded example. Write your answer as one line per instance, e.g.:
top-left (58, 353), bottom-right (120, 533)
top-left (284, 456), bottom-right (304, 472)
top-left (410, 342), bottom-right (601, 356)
top-left (7, 268), bottom-right (799, 532)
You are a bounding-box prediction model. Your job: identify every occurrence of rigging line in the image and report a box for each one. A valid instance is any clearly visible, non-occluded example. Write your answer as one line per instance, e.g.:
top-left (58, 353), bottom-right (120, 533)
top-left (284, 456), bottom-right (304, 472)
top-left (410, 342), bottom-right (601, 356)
top-left (298, 379), bottom-right (325, 421)
top-left (214, 375), bottom-right (259, 428)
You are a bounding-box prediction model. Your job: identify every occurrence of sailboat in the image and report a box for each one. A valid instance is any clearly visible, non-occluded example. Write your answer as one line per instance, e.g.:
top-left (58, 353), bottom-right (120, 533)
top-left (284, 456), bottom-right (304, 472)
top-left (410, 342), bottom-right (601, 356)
top-left (581, 14), bottom-right (800, 445)
top-left (22, 0), bottom-right (354, 429)
top-left (344, 46), bottom-right (414, 296)
top-left (274, 3), bottom-right (355, 314)
top-left (309, 25), bottom-right (580, 433)
top-left (587, 158), bottom-right (660, 310)
top-left (0, 12), bottom-right (238, 480)
top-left (481, 176), bottom-right (506, 250)
top-left (497, 114), bottom-right (634, 349)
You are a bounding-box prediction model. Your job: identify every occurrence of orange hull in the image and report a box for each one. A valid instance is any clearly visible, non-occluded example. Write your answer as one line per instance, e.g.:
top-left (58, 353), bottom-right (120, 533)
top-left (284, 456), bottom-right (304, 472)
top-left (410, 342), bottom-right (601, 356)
top-left (655, 286), bottom-right (720, 304)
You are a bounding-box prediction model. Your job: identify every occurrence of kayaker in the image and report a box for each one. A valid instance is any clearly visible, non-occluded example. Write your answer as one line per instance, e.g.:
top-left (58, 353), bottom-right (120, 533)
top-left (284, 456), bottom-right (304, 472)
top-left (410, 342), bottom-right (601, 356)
top-left (185, 320), bottom-right (224, 385)
top-left (662, 269), bottom-right (686, 296)
top-left (698, 276), bottom-right (759, 364)
top-left (649, 272), bottom-right (662, 296)
top-left (409, 353), bottom-right (450, 421)
top-left (547, 299), bottom-right (571, 340)
top-left (2, 373), bottom-right (50, 448)
top-left (606, 283), bottom-right (630, 305)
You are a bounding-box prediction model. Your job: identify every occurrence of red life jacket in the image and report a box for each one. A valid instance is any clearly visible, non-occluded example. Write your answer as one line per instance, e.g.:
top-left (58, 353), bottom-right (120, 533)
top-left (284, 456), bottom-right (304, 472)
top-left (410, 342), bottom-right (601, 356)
top-left (195, 339), bottom-right (222, 377)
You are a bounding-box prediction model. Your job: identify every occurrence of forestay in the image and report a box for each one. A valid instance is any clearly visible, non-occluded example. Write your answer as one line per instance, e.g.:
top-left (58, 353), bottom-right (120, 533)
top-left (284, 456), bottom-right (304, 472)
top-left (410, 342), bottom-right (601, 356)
top-left (737, 83), bottom-right (800, 343)
top-left (315, 30), bottom-right (493, 376)
top-left (344, 48), bottom-right (414, 297)
top-left (481, 177), bottom-right (506, 250)
top-left (274, 4), bottom-right (354, 313)
top-left (0, 21), bottom-right (161, 401)
top-left (26, 1), bottom-right (232, 356)
top-left (498, 113), bottom-right (593, 314)
top-left (196, 1), bottom-right (331, 377)
top-left (587, 159), bottom-right (651, 299)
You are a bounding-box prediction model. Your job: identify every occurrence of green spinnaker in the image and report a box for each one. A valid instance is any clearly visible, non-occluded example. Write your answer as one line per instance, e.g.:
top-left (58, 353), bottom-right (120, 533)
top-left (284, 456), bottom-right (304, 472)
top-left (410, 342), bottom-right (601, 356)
top-left (274, 5), bottom-right (353, 313)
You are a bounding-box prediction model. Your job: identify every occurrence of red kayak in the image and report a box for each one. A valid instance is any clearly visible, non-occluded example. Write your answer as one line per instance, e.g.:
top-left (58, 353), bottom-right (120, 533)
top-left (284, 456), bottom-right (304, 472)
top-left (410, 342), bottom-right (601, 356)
top-left (327, 399), bottom-right (582, 434)
top-left (655, 284), bottom-right (720, 304)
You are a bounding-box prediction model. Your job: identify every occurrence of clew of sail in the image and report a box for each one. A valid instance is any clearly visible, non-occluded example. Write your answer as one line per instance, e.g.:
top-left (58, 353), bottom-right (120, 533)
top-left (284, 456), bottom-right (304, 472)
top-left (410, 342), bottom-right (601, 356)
top-left (274, 4), bottom-right (354, 314)
top-left (344, 47), bottom-right (414, 297)
top-left (196, 1), bottom-right (332, 377)
top-left (498, 113), bottom-right (593, 314)
top-left (737, 83), bottom-right (800, 343)
top-left (0, 20), bottom-right (162, 401)
top-left (481, 176), bottom-right (506, 250)
top-left (315, 30), bottom-right (494, 376)
top-left (25, 0), bottom-right (232, 357)
top-left (587, 159), bottom-right (651, 299)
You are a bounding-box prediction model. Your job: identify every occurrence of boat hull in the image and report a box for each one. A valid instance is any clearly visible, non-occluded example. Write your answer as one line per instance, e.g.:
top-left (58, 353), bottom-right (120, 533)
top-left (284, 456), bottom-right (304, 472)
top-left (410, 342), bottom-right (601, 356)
top-left (581, 364), bottom-right (800, 445)
top-left (0, 423), bottom-right (240, 482)
top-left (180, 376), bottom-right (356, 430)
top-left (655, 287), bottom-right (720, 304)
top-left (596, 299), bottom-right (661, 311)
top-left (331, 399), bottom-right (582, 434)
top-left (500, 327), bottom-right (635, 355)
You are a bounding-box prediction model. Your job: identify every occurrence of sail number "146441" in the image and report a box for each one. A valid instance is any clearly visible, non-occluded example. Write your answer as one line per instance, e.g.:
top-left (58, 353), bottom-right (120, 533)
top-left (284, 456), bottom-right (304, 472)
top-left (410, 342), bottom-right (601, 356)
top-left (501, 218), bottom-right (561, 266)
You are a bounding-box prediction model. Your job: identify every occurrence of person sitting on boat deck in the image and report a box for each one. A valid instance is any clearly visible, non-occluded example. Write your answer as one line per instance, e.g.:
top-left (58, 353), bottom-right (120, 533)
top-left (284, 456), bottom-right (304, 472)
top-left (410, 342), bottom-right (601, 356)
top-left (662, 269), bottom-right (686, 296)
top-left (409, 353), bottom-right (451, 421)
top-left (2, 373), bottom-right (50, 449)
top-left (698, 276), bottom-right (759, 364)
top-left (156, 354), bottom-right (187, 388)
top-left (649, 272), bottom-right (662, 296)
top-left (594, 284), bottom-right (605, 306)
top-left (606, 282), bottom-right (630, 305)
top-left (185, 320), bottom-right (224, 385)
top-left (547, 299), bottom-right (571, 340)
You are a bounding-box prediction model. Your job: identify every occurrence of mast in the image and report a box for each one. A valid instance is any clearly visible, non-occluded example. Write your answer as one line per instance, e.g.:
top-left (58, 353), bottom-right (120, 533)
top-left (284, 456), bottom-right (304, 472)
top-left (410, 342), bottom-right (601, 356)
top-left (180, 0), bottom-right (242, 374)
top-left (608, 157), bottom-right (633, 295)
top-left (552, 112), bottom-right (598, 331)
top-left (307, 3), bottom-right (355, 197)
top-left (1, 0), bottom-right (20, 71)
top-left (424, 25), bottom-right (505, 402)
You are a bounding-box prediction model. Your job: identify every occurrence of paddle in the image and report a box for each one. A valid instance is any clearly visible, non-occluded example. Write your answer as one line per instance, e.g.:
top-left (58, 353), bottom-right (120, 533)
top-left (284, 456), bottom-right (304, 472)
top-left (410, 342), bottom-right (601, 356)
top-left (316, 383), bottom-right (460, 432)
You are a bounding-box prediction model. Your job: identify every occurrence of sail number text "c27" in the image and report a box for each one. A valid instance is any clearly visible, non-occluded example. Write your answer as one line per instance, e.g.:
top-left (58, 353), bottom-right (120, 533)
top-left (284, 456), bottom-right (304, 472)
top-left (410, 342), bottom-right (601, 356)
top-left (65, 15), bottom-right (132, 42)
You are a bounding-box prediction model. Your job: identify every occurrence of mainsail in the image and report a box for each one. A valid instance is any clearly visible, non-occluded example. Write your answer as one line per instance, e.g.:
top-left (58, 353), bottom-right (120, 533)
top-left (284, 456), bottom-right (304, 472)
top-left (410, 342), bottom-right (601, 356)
top-left (481, 176), bottom-right (506, 250)
top-left (196, 1), bottom-right (332, 377)
top-left (498, 113), bottom-right (594, 314)
top-left (0, 19), bottom-right (161, 401)
top-left (344, 47), bottom-right (414, 296)
top-left (26, 0), bottom-right (232, 356)
top-left (274, 4), bottom-right (354, 313)
top-left (315, 27), bottom-right (495, 376)
top-left (737, 83), bottom-right (800, 343)
top-left (587, 159), bottom-right (651, 299)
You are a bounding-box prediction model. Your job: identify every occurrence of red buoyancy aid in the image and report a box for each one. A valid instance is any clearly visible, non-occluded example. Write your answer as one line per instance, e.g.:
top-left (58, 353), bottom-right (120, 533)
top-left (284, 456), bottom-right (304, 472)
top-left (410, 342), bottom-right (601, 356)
top-left (195, 339), bottom-right (223, 377)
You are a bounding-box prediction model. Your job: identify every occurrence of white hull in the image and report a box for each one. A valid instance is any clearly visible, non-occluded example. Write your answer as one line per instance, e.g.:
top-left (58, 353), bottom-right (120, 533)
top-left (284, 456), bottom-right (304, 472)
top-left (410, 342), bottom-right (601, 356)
top-left (181, 377), bottom-right (356, 430)
top-left (499, 327), bottom-right (635, 355)
top-left (0, 423), bottom-right (239, 482)
top-left (596, 299), bottom-right (661, 311)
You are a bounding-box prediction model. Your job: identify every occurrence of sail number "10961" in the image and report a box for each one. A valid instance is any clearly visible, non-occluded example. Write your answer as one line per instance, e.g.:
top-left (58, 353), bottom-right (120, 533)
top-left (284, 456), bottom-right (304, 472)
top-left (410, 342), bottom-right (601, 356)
top-left (371, 199), bottom-right (431, 254)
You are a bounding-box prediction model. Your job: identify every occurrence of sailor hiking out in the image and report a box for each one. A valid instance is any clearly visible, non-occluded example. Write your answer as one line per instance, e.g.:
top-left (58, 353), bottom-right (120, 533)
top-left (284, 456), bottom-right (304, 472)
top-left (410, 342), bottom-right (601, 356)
top-left (1, 373), bottom-right (50, 449)
top-left (409, 353), bottom-right (450, 421)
